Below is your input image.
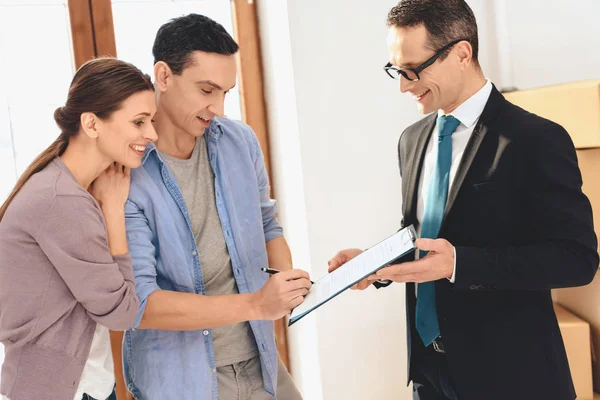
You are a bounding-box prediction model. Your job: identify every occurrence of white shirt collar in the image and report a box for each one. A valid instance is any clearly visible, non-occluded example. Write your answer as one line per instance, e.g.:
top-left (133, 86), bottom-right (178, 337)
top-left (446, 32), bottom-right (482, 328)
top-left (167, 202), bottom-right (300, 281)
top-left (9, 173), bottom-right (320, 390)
top-left (438, 79), bottom-right (493, 128)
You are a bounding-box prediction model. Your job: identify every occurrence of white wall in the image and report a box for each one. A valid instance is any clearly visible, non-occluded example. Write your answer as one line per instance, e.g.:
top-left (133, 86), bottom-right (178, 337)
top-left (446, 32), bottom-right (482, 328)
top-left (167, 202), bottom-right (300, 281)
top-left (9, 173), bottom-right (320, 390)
top-left (501, 0), bottom-right (600, 90)
top-left (259, 1), bottom-right (417, 399)
top-left (258, 1), bottom-right (599, 400)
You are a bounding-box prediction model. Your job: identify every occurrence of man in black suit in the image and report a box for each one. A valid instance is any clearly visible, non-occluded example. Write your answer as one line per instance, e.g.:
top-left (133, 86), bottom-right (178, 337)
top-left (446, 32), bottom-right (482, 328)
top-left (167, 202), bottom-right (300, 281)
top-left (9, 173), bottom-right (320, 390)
top-left (328, 1), bottom-right (599, 399)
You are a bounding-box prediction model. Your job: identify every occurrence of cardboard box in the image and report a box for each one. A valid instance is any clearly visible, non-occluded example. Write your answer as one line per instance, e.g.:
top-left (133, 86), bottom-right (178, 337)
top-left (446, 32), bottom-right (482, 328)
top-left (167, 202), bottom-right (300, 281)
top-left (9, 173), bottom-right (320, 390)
top-left (553, 148), bottom-right (600, 395)
top-left (503, 80), bottom-right (600, 149)
top-left (556, 274), bottom-right (600, 394)
top-left (554, 303), bottom-right (594, 399)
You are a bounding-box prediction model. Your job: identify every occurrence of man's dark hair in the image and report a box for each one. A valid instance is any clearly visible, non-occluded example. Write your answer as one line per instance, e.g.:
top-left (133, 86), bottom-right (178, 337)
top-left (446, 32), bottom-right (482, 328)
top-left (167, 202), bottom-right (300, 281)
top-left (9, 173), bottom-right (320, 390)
top-left (387, 0), bottom-right (479, 65)
top-left (152, 13), bottom-right (239, 75)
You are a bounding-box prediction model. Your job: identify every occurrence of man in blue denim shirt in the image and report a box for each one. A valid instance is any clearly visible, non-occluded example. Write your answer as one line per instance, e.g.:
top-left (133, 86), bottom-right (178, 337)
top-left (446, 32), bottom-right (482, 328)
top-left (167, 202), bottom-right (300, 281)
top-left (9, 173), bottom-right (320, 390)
top-left (121, 14), bottom-right (311, 400)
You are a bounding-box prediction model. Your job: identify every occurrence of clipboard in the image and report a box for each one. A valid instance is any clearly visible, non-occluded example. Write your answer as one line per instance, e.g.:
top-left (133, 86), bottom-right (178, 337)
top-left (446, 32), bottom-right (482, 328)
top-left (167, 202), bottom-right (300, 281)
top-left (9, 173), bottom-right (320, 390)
top-left (288, 225), bottom-right (417, 326)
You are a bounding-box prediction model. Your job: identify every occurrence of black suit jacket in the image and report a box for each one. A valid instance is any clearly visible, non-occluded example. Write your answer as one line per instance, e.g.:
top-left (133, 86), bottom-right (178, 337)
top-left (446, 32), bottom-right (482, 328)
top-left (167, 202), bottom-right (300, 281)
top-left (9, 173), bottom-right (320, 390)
top-left (389, 86), bottom-right (599, 400)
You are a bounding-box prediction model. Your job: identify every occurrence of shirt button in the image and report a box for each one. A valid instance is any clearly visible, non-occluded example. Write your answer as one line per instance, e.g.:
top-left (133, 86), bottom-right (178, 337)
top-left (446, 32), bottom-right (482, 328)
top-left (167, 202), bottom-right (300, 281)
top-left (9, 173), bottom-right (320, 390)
top-left (203, 330), bottom-right (209, 336)
top-left (192, 250), bottom-right (197, 256)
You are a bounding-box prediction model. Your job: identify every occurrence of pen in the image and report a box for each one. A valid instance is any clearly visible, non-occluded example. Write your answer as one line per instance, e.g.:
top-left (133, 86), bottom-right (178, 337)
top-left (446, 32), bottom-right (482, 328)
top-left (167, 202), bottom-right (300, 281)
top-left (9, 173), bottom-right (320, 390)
top-left (261, 267), bottom-right (314, 284)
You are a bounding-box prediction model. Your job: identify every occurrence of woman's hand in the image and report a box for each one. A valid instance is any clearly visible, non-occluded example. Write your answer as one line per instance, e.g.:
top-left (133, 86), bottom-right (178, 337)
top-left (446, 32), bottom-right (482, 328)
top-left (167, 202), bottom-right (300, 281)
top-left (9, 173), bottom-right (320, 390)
top-left (89, 163), bottom-right (131, 212)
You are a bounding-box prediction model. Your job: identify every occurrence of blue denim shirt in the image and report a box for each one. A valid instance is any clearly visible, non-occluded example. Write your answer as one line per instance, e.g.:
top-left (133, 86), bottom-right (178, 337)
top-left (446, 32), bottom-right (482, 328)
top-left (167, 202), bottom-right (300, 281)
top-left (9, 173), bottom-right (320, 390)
top-left (123, 118), bottom-right (282, 400)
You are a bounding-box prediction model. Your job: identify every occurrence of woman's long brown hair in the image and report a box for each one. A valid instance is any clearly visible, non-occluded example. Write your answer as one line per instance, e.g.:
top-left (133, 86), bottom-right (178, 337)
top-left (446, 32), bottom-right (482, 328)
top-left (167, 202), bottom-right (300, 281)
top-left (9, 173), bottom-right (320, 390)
top-left (0, 57), bottom-right (153, 222)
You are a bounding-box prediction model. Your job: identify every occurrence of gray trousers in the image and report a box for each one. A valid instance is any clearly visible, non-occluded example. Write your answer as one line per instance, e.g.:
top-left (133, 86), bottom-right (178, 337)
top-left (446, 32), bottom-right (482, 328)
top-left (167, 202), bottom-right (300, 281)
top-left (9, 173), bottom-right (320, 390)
top-left (217, 356), bottom-right (302, 400)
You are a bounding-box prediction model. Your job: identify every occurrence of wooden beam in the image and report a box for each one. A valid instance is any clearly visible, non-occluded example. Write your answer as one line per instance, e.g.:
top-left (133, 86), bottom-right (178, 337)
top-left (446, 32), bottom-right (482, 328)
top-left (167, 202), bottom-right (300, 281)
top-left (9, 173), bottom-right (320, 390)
top-left (231, 0), bottom-right (291, 371)
top-left (68, 0), bottom-right (95, 69)
top-left (90, 0), bottom-right (117, 58)
top-left (231, 0), bottom-right (272, 181)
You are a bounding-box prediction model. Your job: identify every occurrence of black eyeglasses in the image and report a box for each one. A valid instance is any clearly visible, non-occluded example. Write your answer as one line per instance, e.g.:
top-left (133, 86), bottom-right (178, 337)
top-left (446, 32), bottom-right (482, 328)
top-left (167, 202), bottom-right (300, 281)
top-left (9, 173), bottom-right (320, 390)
top-left (384, 38), bottom-right (468, 82)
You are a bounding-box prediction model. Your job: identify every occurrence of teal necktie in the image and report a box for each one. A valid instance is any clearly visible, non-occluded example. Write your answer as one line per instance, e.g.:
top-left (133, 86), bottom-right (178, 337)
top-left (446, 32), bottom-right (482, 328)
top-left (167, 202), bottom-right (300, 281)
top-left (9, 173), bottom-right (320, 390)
top-left (416, 114), bottom-right (461, 347)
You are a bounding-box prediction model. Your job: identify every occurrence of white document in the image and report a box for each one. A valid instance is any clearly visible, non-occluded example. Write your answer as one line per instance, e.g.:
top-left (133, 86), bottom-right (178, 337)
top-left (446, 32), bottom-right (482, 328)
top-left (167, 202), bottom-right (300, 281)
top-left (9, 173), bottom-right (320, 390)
top-left (289, 225), bottom-right (416, 326)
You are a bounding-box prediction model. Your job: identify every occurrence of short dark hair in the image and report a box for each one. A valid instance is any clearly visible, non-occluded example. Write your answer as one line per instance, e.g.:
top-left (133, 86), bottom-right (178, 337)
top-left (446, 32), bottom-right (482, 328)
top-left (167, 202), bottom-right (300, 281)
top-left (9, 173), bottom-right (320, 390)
top-left (152, 13), bottom-right (239, 75)
top-left (387, 0), bottom-right (479, 65)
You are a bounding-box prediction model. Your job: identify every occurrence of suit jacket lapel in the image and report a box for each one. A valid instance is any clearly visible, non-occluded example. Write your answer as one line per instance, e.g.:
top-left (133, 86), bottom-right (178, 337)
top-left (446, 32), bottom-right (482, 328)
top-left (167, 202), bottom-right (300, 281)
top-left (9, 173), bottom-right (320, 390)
top-left (442, 85), bottom-right (504, 224)
top-left (442, 123), bottom-right (488, 222)
top-left (403, 114), bottom-right (436, 227)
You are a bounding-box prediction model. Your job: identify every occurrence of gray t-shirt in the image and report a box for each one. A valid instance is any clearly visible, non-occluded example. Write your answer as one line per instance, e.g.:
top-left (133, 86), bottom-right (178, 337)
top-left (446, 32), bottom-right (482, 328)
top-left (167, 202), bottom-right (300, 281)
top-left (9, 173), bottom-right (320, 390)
top-left (160, 136), bottom-right (258, 367)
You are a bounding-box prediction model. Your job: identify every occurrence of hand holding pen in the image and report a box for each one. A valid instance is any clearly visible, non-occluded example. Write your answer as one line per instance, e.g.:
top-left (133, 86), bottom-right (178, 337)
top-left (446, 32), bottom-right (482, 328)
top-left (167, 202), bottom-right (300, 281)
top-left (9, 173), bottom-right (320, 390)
top-left (251, 267), bottom-right (312, 320)
top-left (261, 267), bottom-right (314, 284)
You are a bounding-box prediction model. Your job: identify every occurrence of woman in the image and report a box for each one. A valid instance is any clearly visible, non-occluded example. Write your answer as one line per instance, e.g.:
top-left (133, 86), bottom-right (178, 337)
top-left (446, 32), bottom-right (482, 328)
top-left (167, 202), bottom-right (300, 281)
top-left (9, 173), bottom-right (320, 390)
top-left (0, 58), bottom-right (157, 400)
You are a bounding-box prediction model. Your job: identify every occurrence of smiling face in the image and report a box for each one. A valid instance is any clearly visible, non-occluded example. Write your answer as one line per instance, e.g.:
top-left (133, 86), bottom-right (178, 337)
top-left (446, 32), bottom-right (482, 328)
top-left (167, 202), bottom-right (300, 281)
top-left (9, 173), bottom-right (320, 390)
top-left (387, 24), bottom-right (465, 115)
top-left (156, 51), bottom-right (237, 137)
top-left (95, 90), bottom-right (158, 168)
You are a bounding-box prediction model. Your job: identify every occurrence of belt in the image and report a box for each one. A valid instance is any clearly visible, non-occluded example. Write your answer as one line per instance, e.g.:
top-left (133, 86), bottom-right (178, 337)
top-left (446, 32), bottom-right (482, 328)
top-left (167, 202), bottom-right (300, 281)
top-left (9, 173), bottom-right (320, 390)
top-left (432, 337), bottom-right (445, 353)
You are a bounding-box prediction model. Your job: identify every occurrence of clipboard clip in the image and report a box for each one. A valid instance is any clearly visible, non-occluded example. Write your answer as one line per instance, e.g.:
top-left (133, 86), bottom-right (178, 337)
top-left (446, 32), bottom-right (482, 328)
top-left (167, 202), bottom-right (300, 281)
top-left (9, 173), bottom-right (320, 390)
top-left (405, 224), bottom-right (417, 245)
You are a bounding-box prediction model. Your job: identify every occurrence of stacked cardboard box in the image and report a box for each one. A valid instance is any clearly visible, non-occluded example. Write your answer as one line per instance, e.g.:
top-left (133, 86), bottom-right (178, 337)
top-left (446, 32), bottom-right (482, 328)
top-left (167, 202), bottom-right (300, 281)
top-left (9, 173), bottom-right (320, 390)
top-left (503, 80), bottom-right (600, 149)
top-left (556, 269), bottom-right (600, 397)
top-left (554, 303), bottom-right (594, 399)
top-left (505, 80), bottom-right (600, 398)
top-left (555, 148), bottom-right (600, 393)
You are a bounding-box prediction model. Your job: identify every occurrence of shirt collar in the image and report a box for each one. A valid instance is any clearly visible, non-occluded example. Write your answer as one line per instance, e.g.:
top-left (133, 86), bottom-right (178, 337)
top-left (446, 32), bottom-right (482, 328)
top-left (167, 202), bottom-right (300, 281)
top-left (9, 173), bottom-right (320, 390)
top-left (141, 118), bottom-right (225, 166)
top-left (438, 79), bottom-right (493, 128)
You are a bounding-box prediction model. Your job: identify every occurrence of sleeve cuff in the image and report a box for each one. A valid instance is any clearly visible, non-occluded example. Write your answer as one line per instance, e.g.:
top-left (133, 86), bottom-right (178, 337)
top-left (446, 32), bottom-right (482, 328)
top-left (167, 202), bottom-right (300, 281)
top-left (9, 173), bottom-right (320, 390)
top-left (265, 227), bottom-right (284, 242)
top-left (448, 246), bottom-right (457, 283)
top-left (131, 284), bottom-right (160, 329)
top-left (373, 279), bottom-right (393, 289)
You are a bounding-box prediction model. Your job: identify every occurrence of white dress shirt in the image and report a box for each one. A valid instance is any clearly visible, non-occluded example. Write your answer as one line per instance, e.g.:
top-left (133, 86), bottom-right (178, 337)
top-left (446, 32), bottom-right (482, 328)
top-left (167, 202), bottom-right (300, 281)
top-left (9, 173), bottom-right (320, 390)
top-left (416, 79), bottom-right (493, 283)
top-left (73, 324), bottom-right (115, 400)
